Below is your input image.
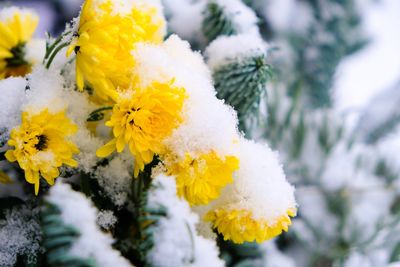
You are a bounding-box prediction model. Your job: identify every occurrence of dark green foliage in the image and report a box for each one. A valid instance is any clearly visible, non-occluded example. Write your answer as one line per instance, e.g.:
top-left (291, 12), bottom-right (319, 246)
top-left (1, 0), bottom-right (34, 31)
top-left (218, 237), bottom-right (265, 267)
top-left (213, 55), bottom-right (271, 134)
top-left (202, 2), bottom-right (237, 43)
top-left (41, 201), bottom-right (97, 267)
top-left (390, 242), bottom-right (400, 263)
top-left (284, 0), bottom-right (368, 108)
top-left (375, 160), bottom-right (398, 185)
top-left (317, 114), bottom-right (344, 155)
top-left (134, 177), bottom-right (168, 267)
top-left (363, 115), bottom-right (400, 144)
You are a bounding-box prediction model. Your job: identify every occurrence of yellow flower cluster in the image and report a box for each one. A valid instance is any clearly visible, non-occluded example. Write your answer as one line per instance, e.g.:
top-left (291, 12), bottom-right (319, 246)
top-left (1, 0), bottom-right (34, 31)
top-left (206, 208), bottom-right (297, 244)
top-left (0, 8), bottom-right (38, 79)
top-left (67, 0), bottom-right (165, 101)
top-left (165, 152), bottom-right (239, 205)
top-left (2, 0), bottom-right (296, 245)
top-left (5, 109), bottom-right (79, 195)
top-left (96, 81), bottom-right (186, 176)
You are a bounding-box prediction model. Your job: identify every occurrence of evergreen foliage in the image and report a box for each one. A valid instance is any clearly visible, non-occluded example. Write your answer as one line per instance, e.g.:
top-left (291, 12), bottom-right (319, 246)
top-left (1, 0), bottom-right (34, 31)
top-left (40, 201), bottom-right (96, 267)
top-left (202, 2), bottom-right (237, 43)
top-left (213, 55), bottom-right (271, 134)
top-left (278, 0), bottom-right (367, 108)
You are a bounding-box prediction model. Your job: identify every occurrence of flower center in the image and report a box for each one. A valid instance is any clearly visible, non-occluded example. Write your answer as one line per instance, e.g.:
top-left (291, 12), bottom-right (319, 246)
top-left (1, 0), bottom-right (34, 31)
top-left (6, 43), bottom-right (28, 68)
top-left (35, 134), bottom-right (48, 151)
top-left (126, 108), bottom-right (143, 130)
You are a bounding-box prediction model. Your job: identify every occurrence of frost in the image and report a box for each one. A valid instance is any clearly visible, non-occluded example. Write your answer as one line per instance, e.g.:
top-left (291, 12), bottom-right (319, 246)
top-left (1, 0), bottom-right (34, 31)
top-left (97, 210), bottom-right (117, 230)
top-left (0, 204), bottom-right (41, 267)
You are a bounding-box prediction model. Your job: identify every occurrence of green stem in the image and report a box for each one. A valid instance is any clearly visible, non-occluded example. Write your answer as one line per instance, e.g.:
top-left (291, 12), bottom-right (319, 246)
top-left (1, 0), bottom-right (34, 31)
top-left (44, 31), bottom-right (72, 62)
top-left (185, 221), bottom-right (196, 264)
top-left (45, 42), bottom-right (70, 69)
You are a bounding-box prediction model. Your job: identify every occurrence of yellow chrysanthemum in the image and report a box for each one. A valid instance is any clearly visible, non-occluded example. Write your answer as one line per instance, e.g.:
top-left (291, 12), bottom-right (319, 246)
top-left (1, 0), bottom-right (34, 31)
top-left (205, 208), bottom-right (297, 244)
top-left (67, 0), bottom-right (165, 100)
top-left (96, 81), bottom-right (186, 177)
top-left (0, 7), bottom-right (38, 79)
top-left (166, 152), bottom-right (239, 205)
top-left (5, 109), bottom-right (79, 195)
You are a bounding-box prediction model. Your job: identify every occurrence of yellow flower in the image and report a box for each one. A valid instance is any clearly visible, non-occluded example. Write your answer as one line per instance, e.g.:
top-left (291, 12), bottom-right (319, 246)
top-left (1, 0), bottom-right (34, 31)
top-left (5, 109), bottom-right (79, 195)
top-left (96, 81), bottom-right (186, 177)
top-left (166, 152), bottom-right (239, 205)
top-left (205, 208), bottom-right (297, 244)
top-left (0, 7), bottom-right (38, 79)
top-left (67, 0), bottom-right (165, 101)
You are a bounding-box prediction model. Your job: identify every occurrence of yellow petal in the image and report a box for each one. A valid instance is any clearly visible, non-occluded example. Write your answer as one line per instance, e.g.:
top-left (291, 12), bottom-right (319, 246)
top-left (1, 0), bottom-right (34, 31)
top-left (5, 150), bottom-right (16, 162)
top-left (96, 139), bottom-right (116, 158)
top-left (34, 180), bottom-right (39, 195)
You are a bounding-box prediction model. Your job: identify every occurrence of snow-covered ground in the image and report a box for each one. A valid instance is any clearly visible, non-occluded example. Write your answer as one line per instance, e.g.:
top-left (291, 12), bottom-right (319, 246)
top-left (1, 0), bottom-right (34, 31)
top-left (334, 0), bottom-right (400, 114)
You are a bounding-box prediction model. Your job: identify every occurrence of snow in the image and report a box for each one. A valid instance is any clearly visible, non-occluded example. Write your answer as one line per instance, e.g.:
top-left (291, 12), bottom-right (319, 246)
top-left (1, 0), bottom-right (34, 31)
top-left (210, 138), bottom-right (296, 223)
top-left (334, 0), bottom-right (400, 115)
top-left (163, 0), bottom-right (258, 47)
top-left (205, 33), bottom-right (267, 70)
top-left (0, 77), bottom-right (27, 133)
top-left (94, 152), bottom-right (133, 207)
top-left (356, 82), bottom-right (400, 143)
top-left (162, 0), bottom-right (205, 44)
top-left (24, 66), bottom-right (67, 113)
top-left (47, 182), bottom-right (132, 267)
top-left (212, 0), bottom-right (258, 34)
top-left (146, 174), bottom-right (224, 267)
top-left (263, 242), bottom-right (296, 267)
top-left (25, 38), bottom-right (46, 66)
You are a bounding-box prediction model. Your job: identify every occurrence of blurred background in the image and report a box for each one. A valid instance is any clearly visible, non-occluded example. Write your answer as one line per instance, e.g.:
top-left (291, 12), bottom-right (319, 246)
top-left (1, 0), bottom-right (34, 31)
top-left (3, 0), bottom-right (400, 266)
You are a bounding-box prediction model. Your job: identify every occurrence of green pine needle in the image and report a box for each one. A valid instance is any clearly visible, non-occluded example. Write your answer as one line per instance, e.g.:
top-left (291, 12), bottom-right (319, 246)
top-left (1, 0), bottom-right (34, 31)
top-left (202, 2), bottom-right (237, 43)
top-left (213, 55), bottom-right (271, 133)
top-left (41, 202), bottom-right (97, 267)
